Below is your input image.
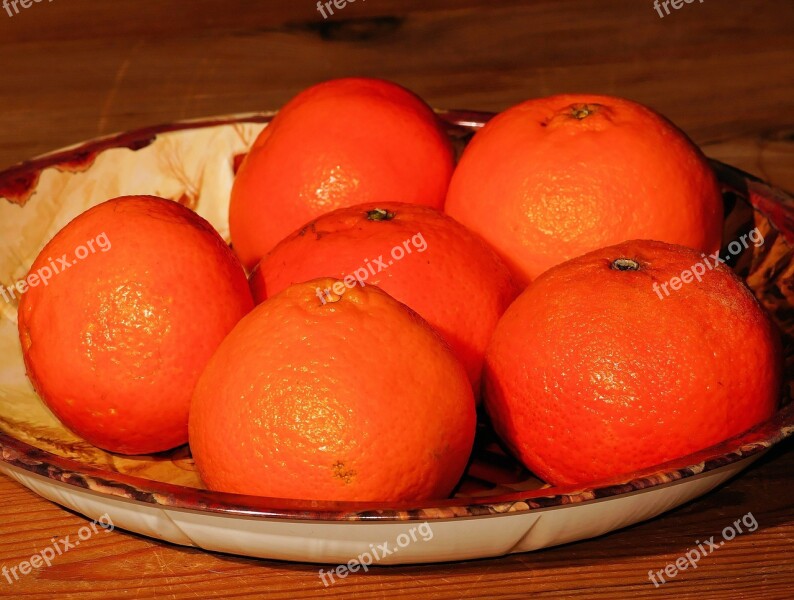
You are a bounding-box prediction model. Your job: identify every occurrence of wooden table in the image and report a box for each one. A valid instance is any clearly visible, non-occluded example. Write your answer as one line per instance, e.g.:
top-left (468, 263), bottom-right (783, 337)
top-left (1, 1), bottom-right (792, 598)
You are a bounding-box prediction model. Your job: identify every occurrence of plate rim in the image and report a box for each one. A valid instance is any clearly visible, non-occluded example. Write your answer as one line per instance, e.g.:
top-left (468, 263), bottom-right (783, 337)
top-left (0, 450), bottom-right (765, 524)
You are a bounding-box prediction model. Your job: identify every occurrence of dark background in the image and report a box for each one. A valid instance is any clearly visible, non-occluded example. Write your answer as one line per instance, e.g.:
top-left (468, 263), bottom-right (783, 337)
top-left (1, 1), bottom-right (792, 190)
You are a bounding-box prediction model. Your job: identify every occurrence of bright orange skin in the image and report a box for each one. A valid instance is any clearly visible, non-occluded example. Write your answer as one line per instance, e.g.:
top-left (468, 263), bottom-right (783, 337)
top-left (189, 278), bottom-right (476, 502)
top-left (18, 196), bottom-right (253, 455)
top-left (483, 240), bottom-right (781, 487)
top-left (229, 78), bottom-right (456, 269)
top-left (445, 94), bottom-right (724, 285)
top-left (249, 202), bottom-right (518, 393)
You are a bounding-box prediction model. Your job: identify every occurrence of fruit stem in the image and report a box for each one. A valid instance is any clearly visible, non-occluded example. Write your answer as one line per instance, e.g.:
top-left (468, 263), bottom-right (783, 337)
top-left (611, 258), bottom-right (640, 271)
top-left (571, 104), bottom-right (599, 120)
top-left (367, 208), bottom-right (396, 221)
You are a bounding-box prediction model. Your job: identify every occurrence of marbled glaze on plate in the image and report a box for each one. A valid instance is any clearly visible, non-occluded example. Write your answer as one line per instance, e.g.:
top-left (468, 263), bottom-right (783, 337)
top-left (0, 112), bottom-right (791, 563)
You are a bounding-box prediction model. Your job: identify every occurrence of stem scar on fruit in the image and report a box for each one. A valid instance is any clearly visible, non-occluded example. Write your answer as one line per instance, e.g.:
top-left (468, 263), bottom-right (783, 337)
top-left (570, 103), bottom-right (602, 120)
top-left (611, 258), bottom-right (641, 271)
top-left (367, 208), bottom-right (396, 221)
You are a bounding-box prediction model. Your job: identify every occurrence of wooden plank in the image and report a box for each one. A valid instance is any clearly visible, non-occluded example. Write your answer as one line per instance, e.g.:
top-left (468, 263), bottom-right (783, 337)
top-left (0, 1), bottom-right (792, 176)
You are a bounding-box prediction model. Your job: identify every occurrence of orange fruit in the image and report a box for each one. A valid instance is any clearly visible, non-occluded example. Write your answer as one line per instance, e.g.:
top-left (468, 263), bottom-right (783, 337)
top-left (18, 196), bottom-right (253, 455)
top-left (189, 278), bottom-right (476, 502)
top-left (249, 202), bottom-right (518, 392)
top-left (229, 77), bottom-right (455, 269)
top-left (483, 239), bottom-right (782, 486)
top-left (445, 94), bottom-right (724, 284)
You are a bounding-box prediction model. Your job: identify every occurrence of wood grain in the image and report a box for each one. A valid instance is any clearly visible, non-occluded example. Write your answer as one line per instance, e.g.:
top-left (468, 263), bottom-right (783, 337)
top-left (0, 0), bottom-right (792, 185)
top-left (0, 1), bottom-right (792, 598)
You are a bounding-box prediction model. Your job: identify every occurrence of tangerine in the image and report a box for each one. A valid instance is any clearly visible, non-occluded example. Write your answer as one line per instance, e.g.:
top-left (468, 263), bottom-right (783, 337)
top-left (483, 239), bottom-right (781, 486)
top-left (18, 196), bottom-right (253, 455)
top-left (189, 278), bottom-right (476, 502)
top-left (445, 94), bottom-right (724, 284)
top-left (230, 78), bottom-right (455, 268)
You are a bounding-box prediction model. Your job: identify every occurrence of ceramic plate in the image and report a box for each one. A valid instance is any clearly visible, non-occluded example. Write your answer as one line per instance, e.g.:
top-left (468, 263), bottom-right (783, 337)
top-left (0, 111), bottom-right (792, 565)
